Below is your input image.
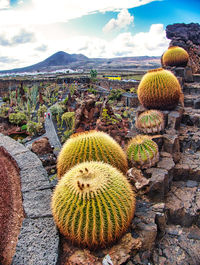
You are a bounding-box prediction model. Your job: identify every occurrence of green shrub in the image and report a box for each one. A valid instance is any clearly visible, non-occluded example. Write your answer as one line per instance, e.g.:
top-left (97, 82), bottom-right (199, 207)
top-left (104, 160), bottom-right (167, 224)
top-left (37, 105), bottom-right (47, 119)
top-left (49, 103), bottom-right (64, 118)
top-left (61, 112), bottom-right (75, 130)
top-left (9, 112), bottom-right (27, 125)
top-left (0, 106), bottom-right (9, 117)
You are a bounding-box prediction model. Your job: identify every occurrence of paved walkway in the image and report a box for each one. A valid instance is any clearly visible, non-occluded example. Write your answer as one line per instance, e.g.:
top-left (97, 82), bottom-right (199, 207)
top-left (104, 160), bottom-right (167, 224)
top-left (24, 109), bottom-right (61, 157)
top-left (45, 109), bottom-right (61, 156)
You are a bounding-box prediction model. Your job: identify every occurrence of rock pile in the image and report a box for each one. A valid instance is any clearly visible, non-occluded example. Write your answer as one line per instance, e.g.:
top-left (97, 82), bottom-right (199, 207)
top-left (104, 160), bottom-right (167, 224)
top-left (166, 23), bottom-right (200, 73)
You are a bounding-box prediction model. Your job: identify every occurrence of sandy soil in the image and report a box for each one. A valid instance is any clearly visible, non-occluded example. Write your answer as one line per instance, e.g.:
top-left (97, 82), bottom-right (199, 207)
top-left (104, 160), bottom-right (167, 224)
top-left (0, 147), bottom-right (24, 265)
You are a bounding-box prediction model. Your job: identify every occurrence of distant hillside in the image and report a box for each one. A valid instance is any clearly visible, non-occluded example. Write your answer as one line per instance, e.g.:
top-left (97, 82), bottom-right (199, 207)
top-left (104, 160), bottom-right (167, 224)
top-left (0, 51), bottom-right (89, 73)
top-left (0, 51), bottom-right (161, 73)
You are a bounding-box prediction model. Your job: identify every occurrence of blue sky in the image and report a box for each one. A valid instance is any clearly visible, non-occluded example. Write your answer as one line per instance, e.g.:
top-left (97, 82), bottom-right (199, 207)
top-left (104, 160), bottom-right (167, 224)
top-left (0, 0), bottom-right (199, 70)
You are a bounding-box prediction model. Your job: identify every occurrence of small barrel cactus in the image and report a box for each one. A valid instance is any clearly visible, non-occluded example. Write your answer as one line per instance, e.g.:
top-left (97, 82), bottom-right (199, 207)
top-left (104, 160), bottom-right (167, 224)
top-left (162, 46), bottom-right (189, 67)
top-left (52, 161), bottom-right (135, 249)
top-left (57, 130), bottom-right (128, 179)
top-left (126, 135), bottom-right (159, 169)
top-left (136, 110), bottom-right (164, 134)
top-left (137, 68), bottom-right (182, 110)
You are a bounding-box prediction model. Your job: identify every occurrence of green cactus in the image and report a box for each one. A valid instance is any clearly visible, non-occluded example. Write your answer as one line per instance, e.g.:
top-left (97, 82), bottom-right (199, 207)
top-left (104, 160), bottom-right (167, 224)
top-left (136, 110), bottom-right (164, 134)
top-left (52, 161), bottom-right (135, 249)
top-left (162, 46), bottom-right (189, 67)
top-left (126, 135), bottom-right (159, 169)
top-left (137, 68), bottom-right (182, 110)
top-left (57, 130), bottom-right (128, 179)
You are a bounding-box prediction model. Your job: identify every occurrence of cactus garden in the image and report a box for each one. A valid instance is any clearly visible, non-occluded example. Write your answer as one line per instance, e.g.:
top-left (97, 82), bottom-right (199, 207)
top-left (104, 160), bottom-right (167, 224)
top-left (0, 21), bottom-right (200, 265)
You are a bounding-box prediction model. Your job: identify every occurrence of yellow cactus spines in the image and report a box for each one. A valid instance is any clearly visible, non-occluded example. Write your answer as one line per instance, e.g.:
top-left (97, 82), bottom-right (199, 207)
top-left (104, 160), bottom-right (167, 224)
top-left (57, 130), bottom-right (128, 179)
top-left (51, 161), bottom-right (135, 249)
top-left (137, 68), bottom-right (182, 110)
top-left (162, 46), bottom-right (189, 67)
top-left (136, 110), bottom-right (164, 134)
top-left (126, 135), bottom-right (159, 169)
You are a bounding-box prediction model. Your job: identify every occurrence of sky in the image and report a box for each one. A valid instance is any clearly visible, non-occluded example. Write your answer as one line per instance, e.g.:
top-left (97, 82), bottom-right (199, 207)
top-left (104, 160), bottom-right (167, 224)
top-left (0, 0), bottom-right (199, 70)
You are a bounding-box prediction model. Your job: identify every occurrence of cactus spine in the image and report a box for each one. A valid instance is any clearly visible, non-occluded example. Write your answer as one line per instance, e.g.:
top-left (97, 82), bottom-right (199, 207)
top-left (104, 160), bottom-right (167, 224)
top-left (126, 135), bottom-right (159, 169)
top-left (137, 68), bottom-right (182, 110)
top-left (162, 46), bottom-right (189, 67)
top-left (52, 161), bottom-right (135, 249)
top-left (57, 130), bottom-right (128, 179)
top-left (136, 110), bottom-right (164, 134)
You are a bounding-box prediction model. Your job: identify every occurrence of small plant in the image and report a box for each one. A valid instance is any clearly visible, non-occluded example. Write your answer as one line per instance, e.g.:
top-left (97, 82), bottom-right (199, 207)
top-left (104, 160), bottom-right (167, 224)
top-left (37, 105), bottom-right (47, 120)
top-left (9, 112), bottom-right (27, 125)
top-left (49, 103), bottom-right (64, 118)
top-left (101, 108), bottom-right (119, 124)
top-left (61, 112), bottom-right (75, 131)
top-left (90, 69), bottom-right (98, 81)
top-left (126, 135), bottom-right (159, 169)
top-left (108, 89), bottom-right (124, 101)
top-left (0, 106), bottom-right (9, 118)
top-left (26, 121), bottom-right (43, 136)
top-left (52, 161), bottom-right (135, 249)
top-left (57, 130), bottom-right (128, 179)
top-left (21, 124), bottom-right (27, 131)
top-left (136, 110), bottom-right (164, 134)
top-left (137, 68), bottom-right (182, 110)
top-left (162, 46), bottom-right (189, 67)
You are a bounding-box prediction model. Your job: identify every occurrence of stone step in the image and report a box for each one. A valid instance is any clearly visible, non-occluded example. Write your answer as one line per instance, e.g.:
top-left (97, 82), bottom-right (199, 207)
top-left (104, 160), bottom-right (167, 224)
top-left (165, 181), bottom-right (200, 227)
top-left (153, 225), bottom-right (200, 265)
top-left (184, 94), bottom-right (200, 108)
top-left (181, 107), bottom-right (200, 127)
top-left (173, 151), bottom-right (200, 182)
top-left (193, 74), bottom-right (200, 82)
top-left (179, 125), bottom-right (200, 153)
top-left (183, 82), bottom-right (200, 94)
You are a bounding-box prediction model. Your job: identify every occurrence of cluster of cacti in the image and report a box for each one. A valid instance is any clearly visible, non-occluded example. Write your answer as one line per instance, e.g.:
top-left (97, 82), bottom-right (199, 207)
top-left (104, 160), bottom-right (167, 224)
top-left (61, 112), bottom-right (75, 130)
top-left (137, 68), bottom-right (182, 110)
top-left (52, 161), bottom-right (135, 249)
top-left (126, 135), bottom-right (159, 169)
top-left (162, 46), bottom-right (189, 67)
top-left (57, 130), bottom-right (128, 179)
top-left (136, 110), bottom-right (164, 134)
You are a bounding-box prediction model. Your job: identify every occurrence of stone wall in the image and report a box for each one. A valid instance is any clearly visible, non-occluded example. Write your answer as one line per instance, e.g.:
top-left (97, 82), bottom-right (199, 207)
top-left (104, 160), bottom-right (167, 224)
top-left (98, 79), bottom-right (139, 91)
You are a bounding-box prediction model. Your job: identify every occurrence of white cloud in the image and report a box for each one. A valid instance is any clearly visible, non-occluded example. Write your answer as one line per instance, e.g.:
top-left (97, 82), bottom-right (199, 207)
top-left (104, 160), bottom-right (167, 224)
top-left (0, 0), bottom-right (9, 9)
top-left (0, 23), bottom-right (169, 70)
top-left (103, 9), bottom-right (134, 33)
top-left (0, 0), bottom-right (158, 25)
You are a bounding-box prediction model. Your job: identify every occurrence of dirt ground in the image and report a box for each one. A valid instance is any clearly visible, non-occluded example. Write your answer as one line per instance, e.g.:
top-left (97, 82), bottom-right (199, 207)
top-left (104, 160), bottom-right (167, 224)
top-left (0, 147), bottom-right (24, 265)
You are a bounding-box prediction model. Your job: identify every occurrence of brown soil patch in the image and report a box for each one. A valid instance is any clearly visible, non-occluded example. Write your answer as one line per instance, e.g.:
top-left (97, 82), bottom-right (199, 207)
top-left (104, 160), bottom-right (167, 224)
top-left (0, 147), bottom-right (24, 265)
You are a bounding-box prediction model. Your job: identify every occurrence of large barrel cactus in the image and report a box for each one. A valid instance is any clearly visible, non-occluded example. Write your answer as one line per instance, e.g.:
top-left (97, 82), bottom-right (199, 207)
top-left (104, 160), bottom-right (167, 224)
top-left (126, 135), bottom-right (159, 169)
top-left (162, 46), bottom-right (189, 67)
top-left (52, 161), bottom-right (135, 249)
top-left (57, 130), bottom-right (128, 179)
top-left (137, 68), bottom-right (182, 110)
top-left (136, 110), bottom-right (164, 134)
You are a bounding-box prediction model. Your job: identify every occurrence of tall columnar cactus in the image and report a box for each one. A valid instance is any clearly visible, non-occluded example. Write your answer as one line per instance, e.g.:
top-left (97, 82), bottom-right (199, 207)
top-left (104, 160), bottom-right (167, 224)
top-left (162, 46), bottom-right (189, 67)
top-left (52, 161), bottom-right (135, 249)
top-left (136, 110), bottom-right (164, 134)
top-left (57, 130), bottom-right (128, 179)
top-left (126, 135), bottom-right (159, 169)
top-left (137, 68), bottom-right (182, 110)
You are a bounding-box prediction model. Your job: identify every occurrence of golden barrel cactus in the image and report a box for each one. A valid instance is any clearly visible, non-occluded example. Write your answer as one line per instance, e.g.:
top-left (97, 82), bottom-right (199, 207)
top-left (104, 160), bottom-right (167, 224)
top-left (52, 161), bottom-right (135, 249)
top-left (126, 135), bottom-right (159, 169)
top-left (136, 110), bottom-right (164, 134)
top-left (57, 130), bottom-right (128, 179)
top-left (162, 46), bottom-right (189, 67)
top-left (137, 68), bottom-right (182, 110)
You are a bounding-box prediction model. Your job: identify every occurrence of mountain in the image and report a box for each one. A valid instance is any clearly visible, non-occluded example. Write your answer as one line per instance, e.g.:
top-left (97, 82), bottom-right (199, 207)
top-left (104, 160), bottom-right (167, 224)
top-left (0, 51), bottom-right (161, 74)
top-left (0, 51), bottom-right (89, 73)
